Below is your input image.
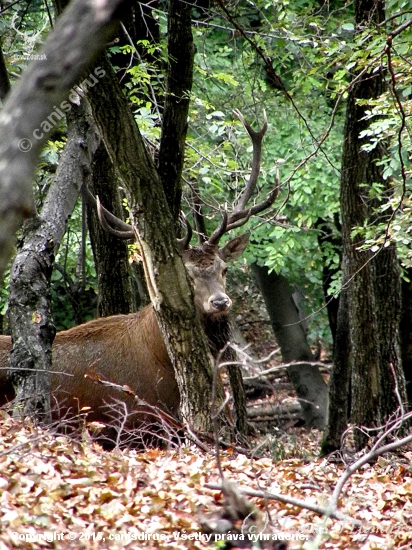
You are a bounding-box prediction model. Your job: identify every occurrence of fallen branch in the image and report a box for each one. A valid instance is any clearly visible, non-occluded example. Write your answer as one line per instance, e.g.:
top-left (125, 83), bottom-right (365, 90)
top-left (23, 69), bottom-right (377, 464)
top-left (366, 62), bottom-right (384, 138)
top-left (329, 424), bottom-right (412, 511)
top-left (205, 482), bottom-right (362, 526)
top-left (247, 402), bottom-right (301, 419)
top-left (244, 360), bottom-right (331, 382)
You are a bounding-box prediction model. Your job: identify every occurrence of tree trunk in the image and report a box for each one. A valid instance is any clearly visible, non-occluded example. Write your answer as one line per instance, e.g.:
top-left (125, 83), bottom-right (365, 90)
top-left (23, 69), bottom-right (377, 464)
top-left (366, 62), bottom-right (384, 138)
top-left (86, 54), bottom-right (228, 434)
top-left (400, 269), bottom-right (412, 405)
top-left (251, 263), bottom-right (328, 429)
top-left (157, 0), bottom-right (194, 227)
top-left (8, 102), bottom-right (99, 419)
top-left (0, 0), bottom-right (125, 279)
top-left (86, 141), bottom-right (139, 317)
top-left (321, 273), bottom-right (351, 454)
top-left (8, 217), bottom-right (55, 420)
top-left (324, 0), bottom-right (407, 452)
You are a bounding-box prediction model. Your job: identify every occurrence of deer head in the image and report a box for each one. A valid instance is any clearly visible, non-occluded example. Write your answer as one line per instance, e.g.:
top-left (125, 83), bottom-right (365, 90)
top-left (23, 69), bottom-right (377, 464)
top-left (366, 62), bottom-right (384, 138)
top-left (93, 110), bottom-right (277, 319)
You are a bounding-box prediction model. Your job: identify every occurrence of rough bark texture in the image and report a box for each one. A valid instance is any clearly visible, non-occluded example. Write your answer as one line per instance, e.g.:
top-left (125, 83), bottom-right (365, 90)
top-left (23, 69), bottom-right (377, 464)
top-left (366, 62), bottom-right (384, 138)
top-left (7, 217), bottom-right (55, 420)
top-left (86, 54), bottom-right (225, 434)
top-left (400, 270), bottom-right (412, 405)
top-left (321, 276), bottom-right (351, 454)
top-left (324, 0), bottom-right (407, 452)
top-left (0, 0), bottom-right (126, 279)
top-left (158, 0), bottom-right (195, 226)
top-left (8, 103), bottom-right (99, 419)
top-left (157, 0), bottom-right (247, 436)
top-left (251, 263), bottom-right (328, 429)
top-left (86, 141), bottom-right (139, 317)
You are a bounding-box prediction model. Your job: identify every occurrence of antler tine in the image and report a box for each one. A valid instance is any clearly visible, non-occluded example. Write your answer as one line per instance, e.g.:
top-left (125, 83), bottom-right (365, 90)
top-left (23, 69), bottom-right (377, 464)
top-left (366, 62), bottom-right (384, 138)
top-left (232, 109), bottom-right (268, 214)
top-left (247, 177), bottom-right (279, 217)
top-left (207, 209), bottom-right (228, 246)
top-left (177, 212), bottom-right (193, 252)
top-left (205, 111), bottom-right (273, 247)
top-left (226, 209), bottom-right (252, 232)
top-left (96, 196), bottom-right (135, 240)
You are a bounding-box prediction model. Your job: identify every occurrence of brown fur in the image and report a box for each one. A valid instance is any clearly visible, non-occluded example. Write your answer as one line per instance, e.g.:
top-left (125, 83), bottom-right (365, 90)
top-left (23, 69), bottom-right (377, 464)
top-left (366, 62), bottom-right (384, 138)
top-left (0, 235), bottom-right (249, 446)
top-left (0, 308), bottom-right (179, 444)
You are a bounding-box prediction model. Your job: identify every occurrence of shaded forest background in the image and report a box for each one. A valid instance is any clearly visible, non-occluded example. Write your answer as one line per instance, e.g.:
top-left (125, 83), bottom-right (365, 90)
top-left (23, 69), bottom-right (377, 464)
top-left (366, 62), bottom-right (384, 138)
top-left (0, 0), bottom-right (411, 451)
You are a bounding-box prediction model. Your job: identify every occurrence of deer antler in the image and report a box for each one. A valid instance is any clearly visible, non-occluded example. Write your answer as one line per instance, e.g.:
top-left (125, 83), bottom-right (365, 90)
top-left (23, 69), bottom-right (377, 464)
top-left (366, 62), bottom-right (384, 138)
top-left (82, 184), bottom-right (135, 239)
top-left (96, 196), bottom-right (135, 240)
top-left (207, 110), bottom-right (277, 246)
top-left (94, 192), bottom-right (192, 250)
top-left (232, 109), bottom-right (268, 213)
top-left (176, 212), bottom-right (193, 251)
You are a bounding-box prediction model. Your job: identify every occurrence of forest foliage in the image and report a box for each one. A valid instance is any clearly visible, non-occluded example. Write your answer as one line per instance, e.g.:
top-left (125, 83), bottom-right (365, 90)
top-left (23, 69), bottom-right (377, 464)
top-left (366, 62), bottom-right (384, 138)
top-left (1, 0), bottom-right (410, 350)
top-left (0, 1), bottom-right (412, 546)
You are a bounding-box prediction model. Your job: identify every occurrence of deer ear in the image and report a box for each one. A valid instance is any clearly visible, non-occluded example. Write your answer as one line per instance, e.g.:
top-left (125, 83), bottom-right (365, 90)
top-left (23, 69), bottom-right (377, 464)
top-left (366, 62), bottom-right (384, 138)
top-left (219, 233), bottom-right (249, 261)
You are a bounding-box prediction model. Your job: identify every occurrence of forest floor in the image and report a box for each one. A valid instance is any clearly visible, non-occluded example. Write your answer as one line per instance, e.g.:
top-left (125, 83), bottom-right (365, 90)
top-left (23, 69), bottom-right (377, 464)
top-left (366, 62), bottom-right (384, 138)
top-left (0, 410), bottom-right (411, 550)
top-left (1, 273), bottom-right (411, 549)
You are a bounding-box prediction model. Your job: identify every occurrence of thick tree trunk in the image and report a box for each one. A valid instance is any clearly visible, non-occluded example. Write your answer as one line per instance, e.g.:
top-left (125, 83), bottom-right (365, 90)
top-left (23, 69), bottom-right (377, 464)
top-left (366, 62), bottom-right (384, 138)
top-left (324, 0), bottom-right (407, 452)
top-left (159, 0), bottom-right (247, 437)
top-left (157, 0), bottom-right (195, 226)
top-left (86, 54), bottom-right (227, 434)
top-left (251, 263), bottom-right (328, 429)
top-left (86, 141), bottom-right (139, 317)
top-left (8, 103), bottom-right (99, 419)
top-left (321, 273), bottom-right (351, 454)
top-left (8, 217), bottom-right (55, 420)
top-left (400, 269), bottom-right (412, 405)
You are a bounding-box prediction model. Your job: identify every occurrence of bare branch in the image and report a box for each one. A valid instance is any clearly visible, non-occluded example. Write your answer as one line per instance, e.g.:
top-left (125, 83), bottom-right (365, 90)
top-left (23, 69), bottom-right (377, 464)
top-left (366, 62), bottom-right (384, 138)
top-left (205, 483), bottom-right (362, 526)
top-left (328, 413), bottom-right (412, 512)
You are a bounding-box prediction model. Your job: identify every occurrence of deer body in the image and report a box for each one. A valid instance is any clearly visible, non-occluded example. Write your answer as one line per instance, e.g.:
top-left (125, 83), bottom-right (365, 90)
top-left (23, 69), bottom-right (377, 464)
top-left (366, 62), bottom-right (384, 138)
top-left (0, 110), bottom-right (275, 445)
top-left (0, 306), bottom-right (178, 427)
top-left (0, 237), bottom-right (249, 441)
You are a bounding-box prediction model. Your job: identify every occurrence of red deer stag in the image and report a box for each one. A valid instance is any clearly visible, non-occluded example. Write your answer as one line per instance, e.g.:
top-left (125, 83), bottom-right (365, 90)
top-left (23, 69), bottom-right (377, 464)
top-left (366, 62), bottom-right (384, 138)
top-left (0, 110), bottom-right (276, 445)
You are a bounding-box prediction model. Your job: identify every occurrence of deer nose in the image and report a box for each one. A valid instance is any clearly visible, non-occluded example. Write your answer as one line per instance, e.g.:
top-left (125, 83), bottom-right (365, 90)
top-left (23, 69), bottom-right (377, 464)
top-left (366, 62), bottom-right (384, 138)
top-left (210, 296), bottom-right (231, 312)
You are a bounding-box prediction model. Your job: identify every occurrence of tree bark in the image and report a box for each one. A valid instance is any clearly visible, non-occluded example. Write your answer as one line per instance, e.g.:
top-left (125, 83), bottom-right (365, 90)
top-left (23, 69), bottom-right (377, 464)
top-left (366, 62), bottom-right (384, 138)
top-left (0, 0), bottom-right (126, 279)
top-left (321, 274), bottom-right (351, 454)
top-left (157, 0), bottom-right (195, 227)
top-left (86, 141), bottom-right (139, 317)
top-left (400, 269), bottom-right (412, 405)
top-left (324, 0), bottom-right (407, 452)
top-left (251, 263), bottom-right (328, 429)
top-left (86, 54), bottom-right (227, 434)
top-left (8, 102), bottom-right (99, 419)
top-left (7, 217), bottom-right (55, 420)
